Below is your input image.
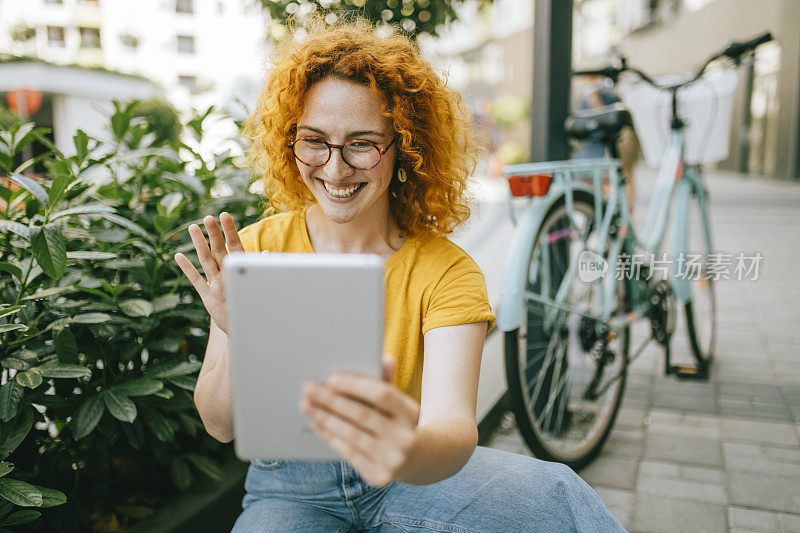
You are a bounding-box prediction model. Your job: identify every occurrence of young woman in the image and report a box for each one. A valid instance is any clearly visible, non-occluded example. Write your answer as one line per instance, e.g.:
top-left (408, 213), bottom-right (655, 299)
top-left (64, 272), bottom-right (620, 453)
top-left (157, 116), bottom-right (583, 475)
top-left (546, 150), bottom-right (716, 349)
top-left (174, 20), bottom-right (624, 533)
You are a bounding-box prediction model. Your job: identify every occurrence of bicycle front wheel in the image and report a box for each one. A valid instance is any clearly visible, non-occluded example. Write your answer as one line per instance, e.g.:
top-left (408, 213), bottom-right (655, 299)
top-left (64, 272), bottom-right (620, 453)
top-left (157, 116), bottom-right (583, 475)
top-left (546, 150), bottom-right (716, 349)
top-left (504, 195), bottom-right (630, 469)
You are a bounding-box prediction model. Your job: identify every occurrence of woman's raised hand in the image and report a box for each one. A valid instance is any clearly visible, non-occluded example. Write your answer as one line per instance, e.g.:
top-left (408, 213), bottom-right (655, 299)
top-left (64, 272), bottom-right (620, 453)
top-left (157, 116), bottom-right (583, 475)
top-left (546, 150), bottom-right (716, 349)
top-left (173, 212), bottom-right (245, 336)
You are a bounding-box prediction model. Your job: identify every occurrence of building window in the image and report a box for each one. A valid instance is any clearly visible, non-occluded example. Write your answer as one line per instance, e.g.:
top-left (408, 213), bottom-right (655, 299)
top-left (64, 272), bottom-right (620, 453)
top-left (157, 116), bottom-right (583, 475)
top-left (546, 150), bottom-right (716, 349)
top-left (177, 35), bottom-right (196, 54)
top-left (47, 26), bottom-right (66, 47)
top-left (79, 27), bottom-right (101, 49)
top-left (178, 75), bottom-right (198, 94)
top-left (176, 0), bottom-right (193, 14)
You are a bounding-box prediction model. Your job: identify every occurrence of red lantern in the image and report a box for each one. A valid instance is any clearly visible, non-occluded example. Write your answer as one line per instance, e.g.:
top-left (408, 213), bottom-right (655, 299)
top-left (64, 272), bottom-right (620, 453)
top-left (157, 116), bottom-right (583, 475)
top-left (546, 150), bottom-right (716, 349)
top-left (6, 89), bottom-right (43, 116)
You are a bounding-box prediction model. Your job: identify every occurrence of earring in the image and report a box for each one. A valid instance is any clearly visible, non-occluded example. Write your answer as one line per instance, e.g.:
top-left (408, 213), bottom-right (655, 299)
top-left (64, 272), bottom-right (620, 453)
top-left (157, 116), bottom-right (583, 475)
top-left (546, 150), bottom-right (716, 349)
top-left (397, 168), bottom-right (407, 183)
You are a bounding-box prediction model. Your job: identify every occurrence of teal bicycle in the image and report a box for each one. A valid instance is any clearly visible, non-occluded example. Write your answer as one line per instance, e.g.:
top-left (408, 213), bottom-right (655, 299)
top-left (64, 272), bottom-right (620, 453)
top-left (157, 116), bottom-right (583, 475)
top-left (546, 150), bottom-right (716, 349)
top-left (497, 33), bottom-right (773, 468)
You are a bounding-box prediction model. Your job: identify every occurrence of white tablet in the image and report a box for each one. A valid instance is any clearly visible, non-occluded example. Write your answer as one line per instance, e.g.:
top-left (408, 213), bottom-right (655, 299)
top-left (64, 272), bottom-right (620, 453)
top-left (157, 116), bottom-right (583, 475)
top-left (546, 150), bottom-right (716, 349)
top-left (222, 251), bottom-right (384, 462)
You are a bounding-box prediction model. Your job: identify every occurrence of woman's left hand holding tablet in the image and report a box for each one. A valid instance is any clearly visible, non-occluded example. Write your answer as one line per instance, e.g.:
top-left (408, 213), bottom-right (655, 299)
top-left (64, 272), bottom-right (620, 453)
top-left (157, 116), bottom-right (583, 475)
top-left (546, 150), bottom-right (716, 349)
top-left (299, 355), bottom-right (420, 487)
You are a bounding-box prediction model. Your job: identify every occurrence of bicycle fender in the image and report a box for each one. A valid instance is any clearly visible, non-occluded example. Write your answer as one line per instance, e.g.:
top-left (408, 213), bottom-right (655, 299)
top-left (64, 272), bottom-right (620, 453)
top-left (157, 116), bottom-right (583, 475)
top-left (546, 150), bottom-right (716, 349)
top-left (496, 181), bottom-right (594, 332)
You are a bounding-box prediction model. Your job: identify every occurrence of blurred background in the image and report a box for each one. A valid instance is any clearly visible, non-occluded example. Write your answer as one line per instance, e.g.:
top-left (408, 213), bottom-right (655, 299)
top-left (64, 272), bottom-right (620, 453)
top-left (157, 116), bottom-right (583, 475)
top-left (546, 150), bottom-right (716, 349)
top-left (0, 1), bottom-right (798, 532)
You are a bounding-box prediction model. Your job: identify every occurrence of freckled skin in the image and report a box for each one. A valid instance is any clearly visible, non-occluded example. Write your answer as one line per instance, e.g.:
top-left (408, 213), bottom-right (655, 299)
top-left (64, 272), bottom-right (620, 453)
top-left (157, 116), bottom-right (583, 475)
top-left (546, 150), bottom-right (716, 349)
top-left (296, 77), bottom-right (397, 229)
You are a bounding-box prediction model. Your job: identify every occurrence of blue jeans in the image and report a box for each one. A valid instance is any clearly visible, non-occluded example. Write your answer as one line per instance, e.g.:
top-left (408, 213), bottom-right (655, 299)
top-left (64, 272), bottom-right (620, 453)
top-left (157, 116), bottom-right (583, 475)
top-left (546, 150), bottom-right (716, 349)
top-left (231, 446), bottom-right (625, 532)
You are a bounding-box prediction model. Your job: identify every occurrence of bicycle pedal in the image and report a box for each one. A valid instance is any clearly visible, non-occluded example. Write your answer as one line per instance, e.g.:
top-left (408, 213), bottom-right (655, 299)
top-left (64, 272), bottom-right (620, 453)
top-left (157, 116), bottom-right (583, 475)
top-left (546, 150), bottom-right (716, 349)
top-left (669, 364), bottom-right (709, 381)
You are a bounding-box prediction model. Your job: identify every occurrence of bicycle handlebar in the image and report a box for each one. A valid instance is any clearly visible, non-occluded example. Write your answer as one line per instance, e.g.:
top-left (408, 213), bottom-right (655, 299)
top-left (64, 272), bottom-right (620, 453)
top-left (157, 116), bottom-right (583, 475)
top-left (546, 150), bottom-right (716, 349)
top-left (572, 32), bottom-right (773, 91)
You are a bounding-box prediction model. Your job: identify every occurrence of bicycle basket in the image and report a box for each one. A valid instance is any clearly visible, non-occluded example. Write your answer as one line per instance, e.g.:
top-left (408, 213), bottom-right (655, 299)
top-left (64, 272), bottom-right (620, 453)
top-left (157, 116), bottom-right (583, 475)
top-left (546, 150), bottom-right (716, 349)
top-left (619, 69), bottom-right (738, 168)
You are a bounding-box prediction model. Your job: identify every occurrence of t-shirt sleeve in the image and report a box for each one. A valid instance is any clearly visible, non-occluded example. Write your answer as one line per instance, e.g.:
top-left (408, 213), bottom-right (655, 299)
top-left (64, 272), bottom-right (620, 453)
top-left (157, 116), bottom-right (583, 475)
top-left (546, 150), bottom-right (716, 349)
top-left (237, 223), bottom-right (260, 253)
top-left (422, 266), bottom-right (496, 335)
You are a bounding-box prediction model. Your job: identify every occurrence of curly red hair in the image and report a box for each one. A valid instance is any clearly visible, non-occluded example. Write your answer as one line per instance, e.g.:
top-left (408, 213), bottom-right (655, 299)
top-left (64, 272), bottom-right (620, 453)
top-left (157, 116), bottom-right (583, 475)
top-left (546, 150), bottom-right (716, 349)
top-left (244, 18), bottom-right (478, 236)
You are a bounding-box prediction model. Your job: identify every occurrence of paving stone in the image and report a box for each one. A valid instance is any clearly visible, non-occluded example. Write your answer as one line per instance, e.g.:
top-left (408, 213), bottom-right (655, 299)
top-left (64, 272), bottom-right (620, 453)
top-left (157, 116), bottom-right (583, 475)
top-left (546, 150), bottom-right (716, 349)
top-left (577, 455), bottom-right (639, 490)
top-left (615, 407), bottom-right (646, 429)
top-left (631, 494), bottom-right (727, 533)
top-left (606, 507), bottom-right (631, 531)
top-left (727, 471), bottom-right (800, 513)
top-left (602, 428), bottom-right (645, 458)
top-left (644, 433), bottom-right (722, 467)
top-left (646, 421), bottom-right (720, 440)
top-left (719, 417), bottom-right (800, 446)
top-left (722, 449), bottom-right (800, 477)
top-left (727, 507), bottom-right (779, 532)
top-left (652, 393), bottom-right (718, 413)
top-left (637, 475), bottom-right (726, 504)
top-left (778, 513), bottom-right (800, 532)
top-left (593, 486), bottom-right (635, 511)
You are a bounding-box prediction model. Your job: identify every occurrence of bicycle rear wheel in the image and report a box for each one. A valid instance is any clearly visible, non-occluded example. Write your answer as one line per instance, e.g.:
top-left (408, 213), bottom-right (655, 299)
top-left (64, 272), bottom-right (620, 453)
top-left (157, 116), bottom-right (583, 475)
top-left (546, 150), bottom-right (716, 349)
top-left (504, 195), bottom-right (630, 470)
top-left (683, 189), bottom-right (716, 369)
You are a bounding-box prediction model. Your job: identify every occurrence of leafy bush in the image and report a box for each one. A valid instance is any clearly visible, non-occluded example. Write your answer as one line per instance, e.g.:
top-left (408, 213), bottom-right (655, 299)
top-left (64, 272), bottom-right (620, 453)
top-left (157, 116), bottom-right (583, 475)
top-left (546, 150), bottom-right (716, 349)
top-left (0, 102), bottom-right (265, 531)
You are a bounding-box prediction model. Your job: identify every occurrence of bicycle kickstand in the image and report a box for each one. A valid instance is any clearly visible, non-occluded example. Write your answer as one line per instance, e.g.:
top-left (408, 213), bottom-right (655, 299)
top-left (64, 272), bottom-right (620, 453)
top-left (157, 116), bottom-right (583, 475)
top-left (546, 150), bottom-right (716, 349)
top-left (664, 343), bottom-right (710, 380)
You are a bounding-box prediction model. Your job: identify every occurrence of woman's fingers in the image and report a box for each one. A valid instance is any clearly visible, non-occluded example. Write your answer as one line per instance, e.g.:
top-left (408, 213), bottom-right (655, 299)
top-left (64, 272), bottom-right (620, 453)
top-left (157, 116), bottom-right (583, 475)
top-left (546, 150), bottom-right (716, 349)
top-left (326, 373), bottom-right (420, 427)
top-left (173, 252), bottom-right (209, 299)
top-left (303, 382), bottom-right (387, 437)
top-left (301, 395), bottom-right (378, 462)
top-left (220, 212), bottom-right (245, 253)
top-left (204, 215), bottom-right (229, 263)
top-left (188, 222), bottom-right (220, 279)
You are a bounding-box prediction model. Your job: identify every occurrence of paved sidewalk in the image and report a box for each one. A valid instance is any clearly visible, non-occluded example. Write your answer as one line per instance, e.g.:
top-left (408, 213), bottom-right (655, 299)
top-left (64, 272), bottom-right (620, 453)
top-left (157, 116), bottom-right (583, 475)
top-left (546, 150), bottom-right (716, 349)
top-left (484, 169), bottom-right (800, 532)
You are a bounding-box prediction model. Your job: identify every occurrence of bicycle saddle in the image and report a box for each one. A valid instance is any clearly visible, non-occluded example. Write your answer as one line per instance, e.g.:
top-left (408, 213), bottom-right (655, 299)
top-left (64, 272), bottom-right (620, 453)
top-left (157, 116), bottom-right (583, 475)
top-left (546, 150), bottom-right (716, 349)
top-left (565, 104), bottom-right (633, 140)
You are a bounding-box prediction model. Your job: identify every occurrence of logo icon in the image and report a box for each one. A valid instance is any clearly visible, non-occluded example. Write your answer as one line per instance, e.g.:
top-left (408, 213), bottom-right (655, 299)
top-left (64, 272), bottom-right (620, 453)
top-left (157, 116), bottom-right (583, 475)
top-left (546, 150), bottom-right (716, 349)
top-left (578, 250), bottom-right (608, 282)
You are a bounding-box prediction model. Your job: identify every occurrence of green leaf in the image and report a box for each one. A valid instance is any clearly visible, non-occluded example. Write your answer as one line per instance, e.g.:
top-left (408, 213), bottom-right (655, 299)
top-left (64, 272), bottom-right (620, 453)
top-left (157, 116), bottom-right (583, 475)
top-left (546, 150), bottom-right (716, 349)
top-left (118, 299), bottom-right (153, 317)
top-left (0, 382), bottom-right (23, 422)
top-left (0, 324), bottom-right (27, 334)
top-left (0, 479), bottom-right (42, 507)
top-left (177, 412), bottom-right (200, 438)
top-left (148, 338), bottom-right (181, 353)
top-left (7, 173), bottom-right (48, 208)
top-left (158, 192), bottom-right (183, 216)
top-left (103, 390), bottom-right (137, 423)
top-left (29, 224), bottom-right (66, 279)
top-left (49, 203), bottom-right (115, 221)
top-left (152, 388), bottom-right (173, 399)
top-left (120, 419), bottom-right (144, 450)
top-left (185, 453), bottom-right (222, 481)
top-left (141, 406), bottom-right (174, 442)
top-left (20, 286), bottom-right (74, 301)
top-left (114, 379), bottom-right (163, 397)
top-left (15, 369), bottom-right (42, 389)
top-left (165, 172), bottom-right (204, 195)
top-left (0, 509), bottom-right (41, 526)
top-left (0, 304), bottom-right (25, 319)
top-left (71, 394), bottom-right (105, 440)
top-left (153, 214), bottom-right (174, 234)
top-left (37, 362), bottom-right (91, 379)
top-left (3, 359), bottom-right (30, 371)
top-left (74, 129), bottom-right (89, 159)
top-left (66, 251), bottom-right (117, 260)
top-left (170, 458), bottom-right (192, 490)
top-left (166, 375), bottom-right (196, 392)
top-left (152, 294), bottom-right (180, 313)
top-left (101, 213), bottom-right (149, 238)
top-left (30, 483), bottom-right (66, 508)
top-left (0, 265), bottom-right (23, 282)
top-left (0, 408), bottom-right (34, 458)
top-left (47, 173), bottom-right (72, 208)
top-left (0, 220), bottom-right (29, 240)
top-left (54, 328), bottom-right (79, 364)
top-left (146, 360), bottom-right (201, 378)
top-left (0, 463), bottom-right (12, 478)
top-left (70, 312), bottom-right (110, 324)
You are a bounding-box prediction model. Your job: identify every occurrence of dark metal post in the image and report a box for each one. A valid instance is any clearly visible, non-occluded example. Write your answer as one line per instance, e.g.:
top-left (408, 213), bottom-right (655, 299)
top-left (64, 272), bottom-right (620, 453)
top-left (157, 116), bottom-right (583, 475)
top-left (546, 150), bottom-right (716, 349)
top-left (530, 0), bottom-right (574, 162)
top-left (737, 58), bottom-right (755, 173)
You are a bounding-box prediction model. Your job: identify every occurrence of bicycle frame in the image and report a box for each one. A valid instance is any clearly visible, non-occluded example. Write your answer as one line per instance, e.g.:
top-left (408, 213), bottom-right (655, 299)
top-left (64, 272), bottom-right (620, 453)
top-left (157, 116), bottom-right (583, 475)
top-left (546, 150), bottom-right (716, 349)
top-left (497, 128), bottom-right (714, 338)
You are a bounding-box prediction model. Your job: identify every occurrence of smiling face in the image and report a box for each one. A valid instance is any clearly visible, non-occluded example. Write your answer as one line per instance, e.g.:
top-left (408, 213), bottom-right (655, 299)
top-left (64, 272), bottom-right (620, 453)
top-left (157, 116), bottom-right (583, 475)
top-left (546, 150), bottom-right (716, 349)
top-left (294, 76), bottom-right (397, 226)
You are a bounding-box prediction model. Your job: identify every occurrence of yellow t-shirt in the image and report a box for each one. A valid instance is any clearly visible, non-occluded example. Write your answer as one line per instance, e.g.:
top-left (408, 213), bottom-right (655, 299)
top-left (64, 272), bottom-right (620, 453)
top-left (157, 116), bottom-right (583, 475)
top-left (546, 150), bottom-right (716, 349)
top-left (236, 205), bottom-right (496, 402)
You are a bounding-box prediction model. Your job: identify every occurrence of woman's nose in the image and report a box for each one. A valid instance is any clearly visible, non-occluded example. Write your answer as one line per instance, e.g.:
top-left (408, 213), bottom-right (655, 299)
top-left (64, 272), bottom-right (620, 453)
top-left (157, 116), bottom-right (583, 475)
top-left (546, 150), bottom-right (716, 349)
top-left (323, 147), bottom-right (355, 179)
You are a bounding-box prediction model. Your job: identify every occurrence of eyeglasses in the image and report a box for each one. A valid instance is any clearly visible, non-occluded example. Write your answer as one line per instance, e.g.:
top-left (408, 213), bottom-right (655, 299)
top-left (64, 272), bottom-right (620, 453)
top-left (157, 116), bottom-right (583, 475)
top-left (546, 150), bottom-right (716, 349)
top-left (288, 136), bottom-right (396, 170)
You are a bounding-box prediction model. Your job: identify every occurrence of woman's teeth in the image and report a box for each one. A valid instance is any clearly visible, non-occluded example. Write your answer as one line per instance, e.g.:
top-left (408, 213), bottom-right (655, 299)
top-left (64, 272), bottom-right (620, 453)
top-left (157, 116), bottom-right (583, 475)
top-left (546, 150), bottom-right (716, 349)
top-left (321, 180), bottom-right (362, 198)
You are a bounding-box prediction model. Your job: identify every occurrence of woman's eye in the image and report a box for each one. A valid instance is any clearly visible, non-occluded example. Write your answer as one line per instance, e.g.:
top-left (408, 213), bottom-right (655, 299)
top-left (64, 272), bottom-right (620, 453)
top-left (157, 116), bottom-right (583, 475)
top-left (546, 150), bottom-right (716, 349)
top-left (304, 138), bottom-right (326, 145)
top-left (349, 141), bottom-right (372, 150)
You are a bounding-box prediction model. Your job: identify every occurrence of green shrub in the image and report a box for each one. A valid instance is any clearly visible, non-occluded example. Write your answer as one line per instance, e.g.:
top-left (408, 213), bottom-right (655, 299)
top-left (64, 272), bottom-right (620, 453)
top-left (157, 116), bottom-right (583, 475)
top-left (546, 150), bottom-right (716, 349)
top-left (0, 102), bottom-right (266, 532)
